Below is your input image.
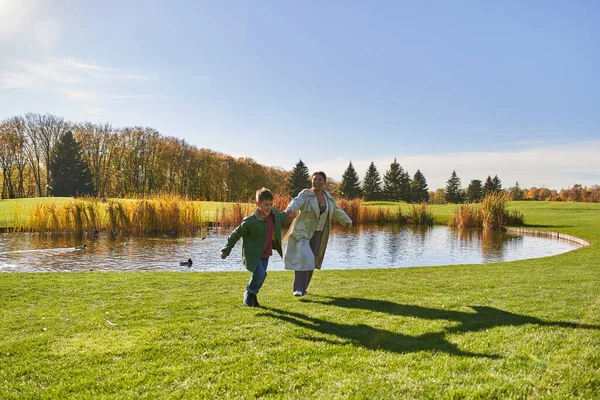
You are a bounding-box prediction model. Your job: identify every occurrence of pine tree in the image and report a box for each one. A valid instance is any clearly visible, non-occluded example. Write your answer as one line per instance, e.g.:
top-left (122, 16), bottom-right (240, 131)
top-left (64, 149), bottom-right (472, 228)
top-left (382, 158), bottom-right (403, 201)
top-left (339, 161), bottom-right (362, 199)
top-left (287, 159), bottom-right (311, 197)
top-left (410, 169), bottom-right (429, 203)
top-left (483, 175), bottom-right (495, 196)
top-left (492, 175), bottom-right (502, 193)
top-left (445, 170), bottom-right (462, 204)
top-left (399, 166), bottom-right (411, 202)
top-left (466, 179), bottom-right (484, 203)
top-left (362, 162), bottom-right (382, 201)
top-left (48, 131), bottom-right (94, 197)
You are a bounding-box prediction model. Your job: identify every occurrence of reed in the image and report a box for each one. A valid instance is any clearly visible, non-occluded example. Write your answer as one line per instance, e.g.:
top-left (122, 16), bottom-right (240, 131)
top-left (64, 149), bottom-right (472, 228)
top-left (406, 203), bottom-right (435, 225)
top-left (451, 193), bottom-right (524, 231)
top-left (10, 201), bottom-right (23, 233)
top-left (337, 198), bottom-right (362, 223)
top-left (451, 203), bottom-right (484, 229)
top-left (107, 200), bottom-right (130, 231)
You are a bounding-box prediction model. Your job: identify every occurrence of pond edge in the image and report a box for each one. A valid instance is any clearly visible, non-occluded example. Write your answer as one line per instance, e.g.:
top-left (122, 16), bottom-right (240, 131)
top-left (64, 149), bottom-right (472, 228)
top-left (506, 227), bottom-right (590, 247)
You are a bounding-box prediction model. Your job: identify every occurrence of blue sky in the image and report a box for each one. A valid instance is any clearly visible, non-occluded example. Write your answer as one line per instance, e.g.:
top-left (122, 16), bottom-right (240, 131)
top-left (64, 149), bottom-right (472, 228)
top-left (1, 0), bottom-right (599, 189)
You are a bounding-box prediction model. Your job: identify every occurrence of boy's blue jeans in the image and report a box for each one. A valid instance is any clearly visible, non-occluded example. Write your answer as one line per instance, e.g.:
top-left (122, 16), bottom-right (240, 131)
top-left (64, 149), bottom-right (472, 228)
top-left (246, 257), bottom-right (269, 294)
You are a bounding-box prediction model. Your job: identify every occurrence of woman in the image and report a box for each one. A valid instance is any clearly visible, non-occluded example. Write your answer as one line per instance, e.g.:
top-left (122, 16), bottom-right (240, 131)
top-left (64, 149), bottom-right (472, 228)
top-left (283, 171), bottom-right (352, 296)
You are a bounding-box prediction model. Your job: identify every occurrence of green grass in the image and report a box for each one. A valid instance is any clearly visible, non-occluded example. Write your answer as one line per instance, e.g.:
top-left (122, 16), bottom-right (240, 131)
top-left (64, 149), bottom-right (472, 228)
top-left (1, 201), bottom-right (600, 398)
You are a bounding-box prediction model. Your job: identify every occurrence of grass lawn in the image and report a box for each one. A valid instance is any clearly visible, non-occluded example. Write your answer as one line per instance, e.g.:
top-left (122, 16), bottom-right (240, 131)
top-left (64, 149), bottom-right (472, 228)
top-left (1, 201), bottom-right (599, 398)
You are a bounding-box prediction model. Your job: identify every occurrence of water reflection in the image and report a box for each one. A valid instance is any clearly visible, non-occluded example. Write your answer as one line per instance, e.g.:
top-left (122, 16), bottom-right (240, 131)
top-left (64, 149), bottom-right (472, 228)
top-left (0, 225), bottom-right (582, 273)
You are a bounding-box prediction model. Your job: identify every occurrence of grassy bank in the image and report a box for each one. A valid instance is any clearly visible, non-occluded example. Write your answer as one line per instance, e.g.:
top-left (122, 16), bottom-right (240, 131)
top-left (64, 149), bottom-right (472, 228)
top-left (1, 202), bottom-right (600, 398)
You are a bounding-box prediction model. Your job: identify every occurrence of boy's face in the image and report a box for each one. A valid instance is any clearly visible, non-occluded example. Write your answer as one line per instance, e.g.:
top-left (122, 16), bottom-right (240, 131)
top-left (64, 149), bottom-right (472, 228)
top-left (256, 199), bottom-right (273, 217)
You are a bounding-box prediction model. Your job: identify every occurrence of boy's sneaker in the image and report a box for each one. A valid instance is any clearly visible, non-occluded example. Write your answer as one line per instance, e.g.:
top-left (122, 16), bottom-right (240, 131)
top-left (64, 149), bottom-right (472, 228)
top-left (293, 290), bottom-right (303, 296)
top-left (243, 291), bottom-right (253, 306)
top-left (252, 294), bottom-right (260, 307)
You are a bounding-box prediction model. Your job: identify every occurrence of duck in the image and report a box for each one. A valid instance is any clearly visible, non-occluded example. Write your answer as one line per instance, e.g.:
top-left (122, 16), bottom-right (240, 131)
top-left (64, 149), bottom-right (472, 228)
top-left (180, 258), bottom-right (193, 267)
top-left (162, 234), bottom-right (168, 238)
top-left (75, 244), bottom-right (87, 250)
top-left (111, 231), bottom-right (118, 237)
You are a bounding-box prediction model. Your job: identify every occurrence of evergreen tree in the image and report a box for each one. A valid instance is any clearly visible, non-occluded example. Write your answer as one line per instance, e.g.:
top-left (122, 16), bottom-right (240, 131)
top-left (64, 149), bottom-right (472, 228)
top-left (48, 131), bottom-right (94, 197)
top-left (445, 170), bottom-right (462, 204)
top-left (483, 175), bottom-right (495, 196)
top-left (287, 159), bottom-right (310, 197)
top-left (362, 162), bottom-right (382, 201)
top-left (382, 158), bottom-right (403, 201)
top-left (466, 179), bottom-right (484, 203)
top-left (492, 175), bottom-right (502, 193)
top-left (339, 161), bottom-right (362, 199)
top-left (398, 167), bottom-right (411, 202)
top-left (410, 169), bottom-right (429, 203)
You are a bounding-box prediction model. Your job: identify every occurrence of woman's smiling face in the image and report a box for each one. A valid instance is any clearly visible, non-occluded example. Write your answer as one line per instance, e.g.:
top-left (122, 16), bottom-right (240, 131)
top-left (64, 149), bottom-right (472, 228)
top-left (312, 174), bottom-right (325, 190)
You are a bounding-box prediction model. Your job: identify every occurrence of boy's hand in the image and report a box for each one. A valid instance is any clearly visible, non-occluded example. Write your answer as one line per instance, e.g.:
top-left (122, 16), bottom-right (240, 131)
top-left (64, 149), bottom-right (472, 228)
top-left (221, 252), bottom-right (228, 260)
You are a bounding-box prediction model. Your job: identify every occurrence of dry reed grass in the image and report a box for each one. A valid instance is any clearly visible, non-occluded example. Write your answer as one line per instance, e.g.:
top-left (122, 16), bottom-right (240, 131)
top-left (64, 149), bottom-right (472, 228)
top-left (451, 193), bottom-right (524, 231)
top-left (24, 195), bottom-right (205, 234)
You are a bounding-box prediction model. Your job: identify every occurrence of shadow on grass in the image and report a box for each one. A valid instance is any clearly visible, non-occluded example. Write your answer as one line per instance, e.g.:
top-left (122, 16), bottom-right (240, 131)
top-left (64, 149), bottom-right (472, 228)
top-left (301, 297), bottom-right (600, 334)
top-left (259, 307), bottom-right (500, 359)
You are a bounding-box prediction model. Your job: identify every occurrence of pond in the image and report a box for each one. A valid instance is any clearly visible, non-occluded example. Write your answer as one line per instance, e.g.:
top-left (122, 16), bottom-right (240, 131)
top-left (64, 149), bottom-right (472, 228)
top-left (0, 225), bottom-right (583, 273)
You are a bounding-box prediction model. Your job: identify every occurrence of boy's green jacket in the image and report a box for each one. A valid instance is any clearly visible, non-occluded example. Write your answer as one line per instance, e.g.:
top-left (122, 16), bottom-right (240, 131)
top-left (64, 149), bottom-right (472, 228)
top-left (221, 207), bottom-right (288, 272)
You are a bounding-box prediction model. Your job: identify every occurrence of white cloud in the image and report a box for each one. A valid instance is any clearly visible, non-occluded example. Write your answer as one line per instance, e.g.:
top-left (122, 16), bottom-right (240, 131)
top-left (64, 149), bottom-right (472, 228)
top-left (34, 20), bottom-right (62, 50)
top-left (0, 0), bottom-right (39, 40)
top-left (309, 141), bottom-right (600, 190)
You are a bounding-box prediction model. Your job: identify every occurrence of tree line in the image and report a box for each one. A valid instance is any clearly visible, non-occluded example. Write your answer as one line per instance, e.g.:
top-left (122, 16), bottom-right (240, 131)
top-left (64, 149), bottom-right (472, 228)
top-left (1, 113), bottom-right (598, 203)
top-left (0, 114), bottom-right (288, 200)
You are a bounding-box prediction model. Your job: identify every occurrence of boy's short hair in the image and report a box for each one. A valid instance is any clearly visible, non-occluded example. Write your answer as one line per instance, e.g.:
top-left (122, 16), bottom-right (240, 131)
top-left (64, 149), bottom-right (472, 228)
top-left (311, 171), bottom-right (327, 182)
top-left (256, 187), bottom-right (274, 202)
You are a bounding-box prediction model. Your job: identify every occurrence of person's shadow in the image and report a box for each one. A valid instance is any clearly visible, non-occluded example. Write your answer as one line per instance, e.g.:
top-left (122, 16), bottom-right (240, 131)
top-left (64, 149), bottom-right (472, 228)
top-left (258, 297), bottom-right (599, 359)
top-left (259, 307), bottom-right (500, 359)
top-left (300, 296), bottom-right (600, 334)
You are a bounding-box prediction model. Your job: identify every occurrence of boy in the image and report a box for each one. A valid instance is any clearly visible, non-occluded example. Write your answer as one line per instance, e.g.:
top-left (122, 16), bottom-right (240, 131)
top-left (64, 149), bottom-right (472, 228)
top-left (221, 188), bottom-right (289, 307)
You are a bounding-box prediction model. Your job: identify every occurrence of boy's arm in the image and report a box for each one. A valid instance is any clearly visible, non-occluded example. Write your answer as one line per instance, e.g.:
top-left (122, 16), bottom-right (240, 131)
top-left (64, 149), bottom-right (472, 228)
top-left (277, 209), bottom-right (289, 222)
top-left (221, 221), bottom-right (249, 257)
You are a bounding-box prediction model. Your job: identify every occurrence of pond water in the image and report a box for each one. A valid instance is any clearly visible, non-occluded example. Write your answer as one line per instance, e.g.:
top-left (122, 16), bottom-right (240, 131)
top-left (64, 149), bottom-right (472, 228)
top-left (0, 225), bottom-right (582, 273)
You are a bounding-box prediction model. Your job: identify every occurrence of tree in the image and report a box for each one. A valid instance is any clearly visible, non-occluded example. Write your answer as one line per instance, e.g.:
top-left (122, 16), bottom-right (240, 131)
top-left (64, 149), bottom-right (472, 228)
top-left (339, 161), bottom-right (362, 199)
top-left (288, 159), bottom-right (310, 197)
top-left (382, 158), bottom-right (402, 201)
top-left (492, 175), bottom-right (502, 193)
top-left (48, 131), bottom-right (94, 197)
top-left (509, 181), bottom-right (524, 201)
top-left (445, 170), bottom-right (462, 203)
top-left (410, 169), bottom-right (429, 203)
top-left (362, 162), bottom-right (382, 201)
top-left (483, 175), bottom-right (495, 196)
top-left (466, 179), bottom-right (484, 203)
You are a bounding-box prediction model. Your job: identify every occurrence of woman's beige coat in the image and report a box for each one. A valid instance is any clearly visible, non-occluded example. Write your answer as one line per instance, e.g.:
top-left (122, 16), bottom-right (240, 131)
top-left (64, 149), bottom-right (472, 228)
top-left (283, 189), bottom-right (352, 271)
